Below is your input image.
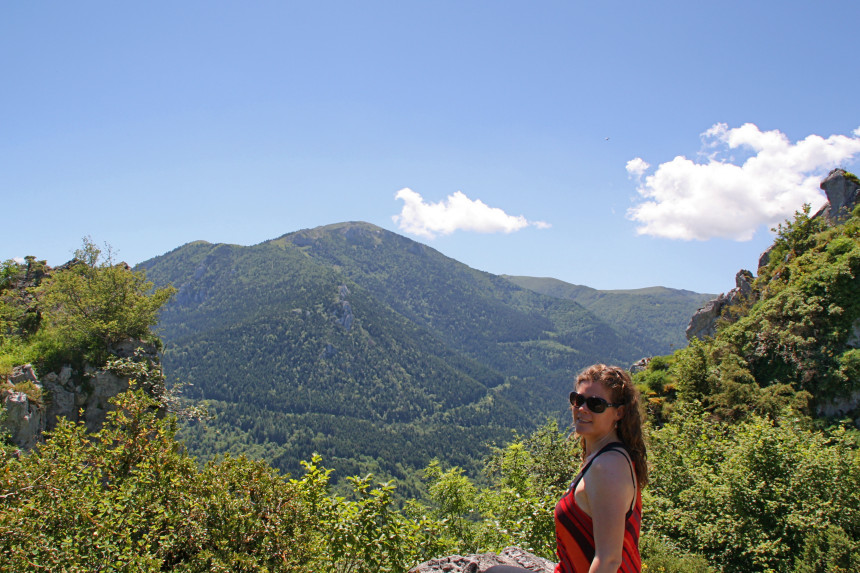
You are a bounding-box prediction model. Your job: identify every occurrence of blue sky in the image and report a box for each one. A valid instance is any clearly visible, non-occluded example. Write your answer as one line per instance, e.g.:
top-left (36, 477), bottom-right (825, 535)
top-left (4, 1), bottom-right (860, 294)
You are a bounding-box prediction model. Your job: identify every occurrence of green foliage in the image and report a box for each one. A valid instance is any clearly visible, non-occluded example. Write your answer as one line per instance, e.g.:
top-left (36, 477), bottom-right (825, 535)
top-left (635, 355), bottom-right (674, 395)
top-left (1, 239), bottom-right (176, 379)
top-left (842, 170), bottom-right (860, 186)
top-left (637, 204), bottom-right (860, 423)
top-left (286, 454), bottom-right (448, 573)
top-left (645, 405), bottom-right (860, 572)
top-left (36, 238), bottom-right (175, 367)
top-left (672, 337), bottom-right (711, 402)
top-left (721, 207), bottom-right (860, 404)
top-left (411, 420), bottom-right (575, 560)
top-left (4, 380), bottom-right (43, 406)
top-left (475, 421), bottom-right (574, 559)
top-left (0, 386), bottom-right (316, 572)
top-left (3, 384), bottom-right (857, 573)
top-left (141, 223), bottom-right (658, 490)
top-left (793, 525), bottom-right (860, 573)
top-left (424, 460), bottom-right (478, 550)
top-left (639, 536), bottom-right (716, 573)
top-left (503, 276), bottom-right (715, 356)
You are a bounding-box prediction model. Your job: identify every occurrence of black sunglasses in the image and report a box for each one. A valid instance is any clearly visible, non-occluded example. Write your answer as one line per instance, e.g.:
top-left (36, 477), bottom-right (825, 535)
top-left (569, 391), bottom-right (624, 413)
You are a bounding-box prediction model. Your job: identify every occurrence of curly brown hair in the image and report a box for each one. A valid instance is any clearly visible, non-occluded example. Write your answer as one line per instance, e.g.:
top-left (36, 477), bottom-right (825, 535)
top-left (575, 364), bottom-right (648, 487)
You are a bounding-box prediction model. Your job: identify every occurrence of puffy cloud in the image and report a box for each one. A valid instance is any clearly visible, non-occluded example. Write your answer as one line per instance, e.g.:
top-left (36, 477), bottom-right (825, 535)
top-left (627, 124), bottom-right (860, 241)
top-left (393, 188), bottom-right (550, 239)
top-left (625, 157), bottom-right (650, 178)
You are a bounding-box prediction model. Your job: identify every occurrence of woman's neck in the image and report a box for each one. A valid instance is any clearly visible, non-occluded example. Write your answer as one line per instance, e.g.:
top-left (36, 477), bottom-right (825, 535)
top-left (584, 431), bottom-right (619, 458)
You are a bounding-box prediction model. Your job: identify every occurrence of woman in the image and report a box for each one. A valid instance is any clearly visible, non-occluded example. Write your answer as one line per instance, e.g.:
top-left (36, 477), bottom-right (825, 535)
top-left (486, 364), bottom-right (647, 573)
top-left (554, 364), bottom-right (647, 573)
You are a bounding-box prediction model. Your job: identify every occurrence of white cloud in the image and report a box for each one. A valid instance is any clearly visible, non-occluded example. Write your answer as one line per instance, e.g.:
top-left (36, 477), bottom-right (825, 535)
top-left (12, 257), bottom-right (25, 264)
top-left (625, 157), bottom-right (650, 178)
top-left (627, 123), bottom-right (860, 241)
top-left (393, 188), bottom-right (550, 239)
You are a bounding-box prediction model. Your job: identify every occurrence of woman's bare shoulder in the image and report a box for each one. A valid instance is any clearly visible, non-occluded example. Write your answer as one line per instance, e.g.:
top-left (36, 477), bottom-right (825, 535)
top-left (588, 449), bottom-right (633, 478)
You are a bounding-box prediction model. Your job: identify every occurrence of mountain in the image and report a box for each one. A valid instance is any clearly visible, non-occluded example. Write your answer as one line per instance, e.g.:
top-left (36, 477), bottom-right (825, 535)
top-left (138, 222), bottom-right (704, 486)
top-left (502, 276), bottom-right (715, 355)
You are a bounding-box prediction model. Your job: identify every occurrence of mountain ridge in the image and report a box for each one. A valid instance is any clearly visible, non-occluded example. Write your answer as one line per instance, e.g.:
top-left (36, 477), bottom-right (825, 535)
top-left (138, 221), bottom-right (711, 485)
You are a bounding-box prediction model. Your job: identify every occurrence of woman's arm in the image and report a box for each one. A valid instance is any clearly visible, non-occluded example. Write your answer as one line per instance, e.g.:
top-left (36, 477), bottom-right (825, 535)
top-left (583, 451), bottom-right (635, 573)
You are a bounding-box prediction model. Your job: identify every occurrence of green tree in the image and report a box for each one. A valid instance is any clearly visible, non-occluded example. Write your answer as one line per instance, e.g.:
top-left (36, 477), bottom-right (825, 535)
top-left (36, 238), bottom-right (175, 365)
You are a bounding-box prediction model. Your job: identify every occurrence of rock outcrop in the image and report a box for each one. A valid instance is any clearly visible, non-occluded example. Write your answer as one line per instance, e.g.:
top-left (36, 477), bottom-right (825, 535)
top-left (816, 168), bottom-right (860, 224)
top-left (409, 547), bottom-right (555, 573)
top-left (1, 339), bottom-right (159, 449)
top-left (1, 365), bottom-right (46, 450)
top-left (685, 270), bottom-right (754, 341)
top-left (689, 169), bottom-right (860, 343)
top-left (630, 357), bottom-right (651, 373)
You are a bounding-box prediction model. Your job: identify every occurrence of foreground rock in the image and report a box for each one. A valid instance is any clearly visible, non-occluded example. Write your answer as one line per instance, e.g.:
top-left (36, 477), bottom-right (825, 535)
top-left (409, 547), bottom-right (555, 573)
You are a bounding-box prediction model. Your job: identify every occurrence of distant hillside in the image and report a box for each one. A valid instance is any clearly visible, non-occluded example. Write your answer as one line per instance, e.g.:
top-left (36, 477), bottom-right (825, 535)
top-left (502, 276), bottom-right (713, 355)
top-left (139, 223), bottom-right (703, 485)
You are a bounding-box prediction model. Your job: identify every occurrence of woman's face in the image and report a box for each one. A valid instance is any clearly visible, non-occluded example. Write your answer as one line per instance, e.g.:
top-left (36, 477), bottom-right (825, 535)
top-left (572, 378), bottom-right (624, 440)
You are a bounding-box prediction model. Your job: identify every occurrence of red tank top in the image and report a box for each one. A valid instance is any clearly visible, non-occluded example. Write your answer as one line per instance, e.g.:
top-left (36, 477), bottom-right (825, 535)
top-left (553, 442), bottom-right (642, 573)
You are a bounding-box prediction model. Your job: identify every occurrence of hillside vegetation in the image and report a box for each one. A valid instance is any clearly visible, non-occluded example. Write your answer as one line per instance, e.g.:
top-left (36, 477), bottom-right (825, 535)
top-left (138, 222), bottom-right (703, 486)
top-left (503, 276), bottom-right (714, 355)
top-left (3, 196), bottom-right (860, 571)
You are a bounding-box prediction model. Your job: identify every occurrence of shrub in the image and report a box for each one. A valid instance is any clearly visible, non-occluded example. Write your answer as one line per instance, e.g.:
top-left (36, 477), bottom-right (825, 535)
top-left (0, 385), bottom-right (316, 572)
top-left (646, 406), bottom-right (860, 572)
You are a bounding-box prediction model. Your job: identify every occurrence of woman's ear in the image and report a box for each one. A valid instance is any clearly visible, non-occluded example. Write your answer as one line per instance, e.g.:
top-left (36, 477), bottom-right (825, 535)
top-left (614, 405), bottom-right (625, 423)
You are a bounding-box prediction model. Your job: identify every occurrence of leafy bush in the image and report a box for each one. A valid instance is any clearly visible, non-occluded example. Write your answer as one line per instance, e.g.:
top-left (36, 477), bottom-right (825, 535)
top-left (645, 404), bottom-right (860, 572)
top-left (35, 238), bottom-right (175, 367)
top-left (0, 386), bottom-right (316, 572)
top-left (639, 535), bottom-right (716, 573)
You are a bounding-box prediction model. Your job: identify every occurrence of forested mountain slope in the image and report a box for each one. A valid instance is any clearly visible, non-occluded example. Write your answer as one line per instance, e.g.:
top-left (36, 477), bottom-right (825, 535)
top-left (502, 276), bottom-right (714, 355)
top-left (139, 222), bottom-right (688, 483)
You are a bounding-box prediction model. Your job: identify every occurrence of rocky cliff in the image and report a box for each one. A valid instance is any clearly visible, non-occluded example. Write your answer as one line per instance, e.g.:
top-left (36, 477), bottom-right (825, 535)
top-left (2, 339), bottom-right (160, 451)
top-left (686, 168), bottom-right (860, 342)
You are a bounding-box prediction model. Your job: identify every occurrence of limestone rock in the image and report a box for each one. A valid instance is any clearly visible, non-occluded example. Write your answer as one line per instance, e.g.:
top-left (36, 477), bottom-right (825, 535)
top-left (816, 390), bottom-right (860, 419)
top-left (336, 284), bottom-right (354, 330)
top-left (686, 270), bottom-right (755, 341)
top-left (846, 318), bottom-right (860, 349)
top-left (2, 339), bottom-right (161, 446)
top-left (630, 357), bottom-right (651, 373)
top-left (2, 390), bottom-right (45, 450)
top-left (9, 364), bottom-right (38, 385)
top-left (83, 366), bottom-right (132, 432)
top-left (685, 295), bottom-right (724, 341)
top-left (409, 547), bottom-right (555, 573)
top-left (818, 168), bottom-right (860, 224)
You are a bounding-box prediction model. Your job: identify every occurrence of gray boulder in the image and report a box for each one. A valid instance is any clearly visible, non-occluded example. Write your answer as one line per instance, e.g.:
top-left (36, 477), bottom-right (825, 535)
top-left (409, 547), bottom-right (555, 573)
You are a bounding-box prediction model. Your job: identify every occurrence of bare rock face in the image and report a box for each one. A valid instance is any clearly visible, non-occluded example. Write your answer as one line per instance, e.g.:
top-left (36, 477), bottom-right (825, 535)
top-left (409, 547), bottom-right (555, 573)
top-left (1, 389), bottom-right (45, 450)
top-left (1, 364), bottom-right (46, 449)
top-left (685, 270), bottom-right (755, 341)
top-left (817, 390), bottom-right (860, 423)
top-left (846, 318), bottom-right (860, 349)
top-left (2, 339), bottom-right (160, 448)
top-left (818, 168), bottom-right (860, 224)
top-left (630, 357), bottom-right (652, 374)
